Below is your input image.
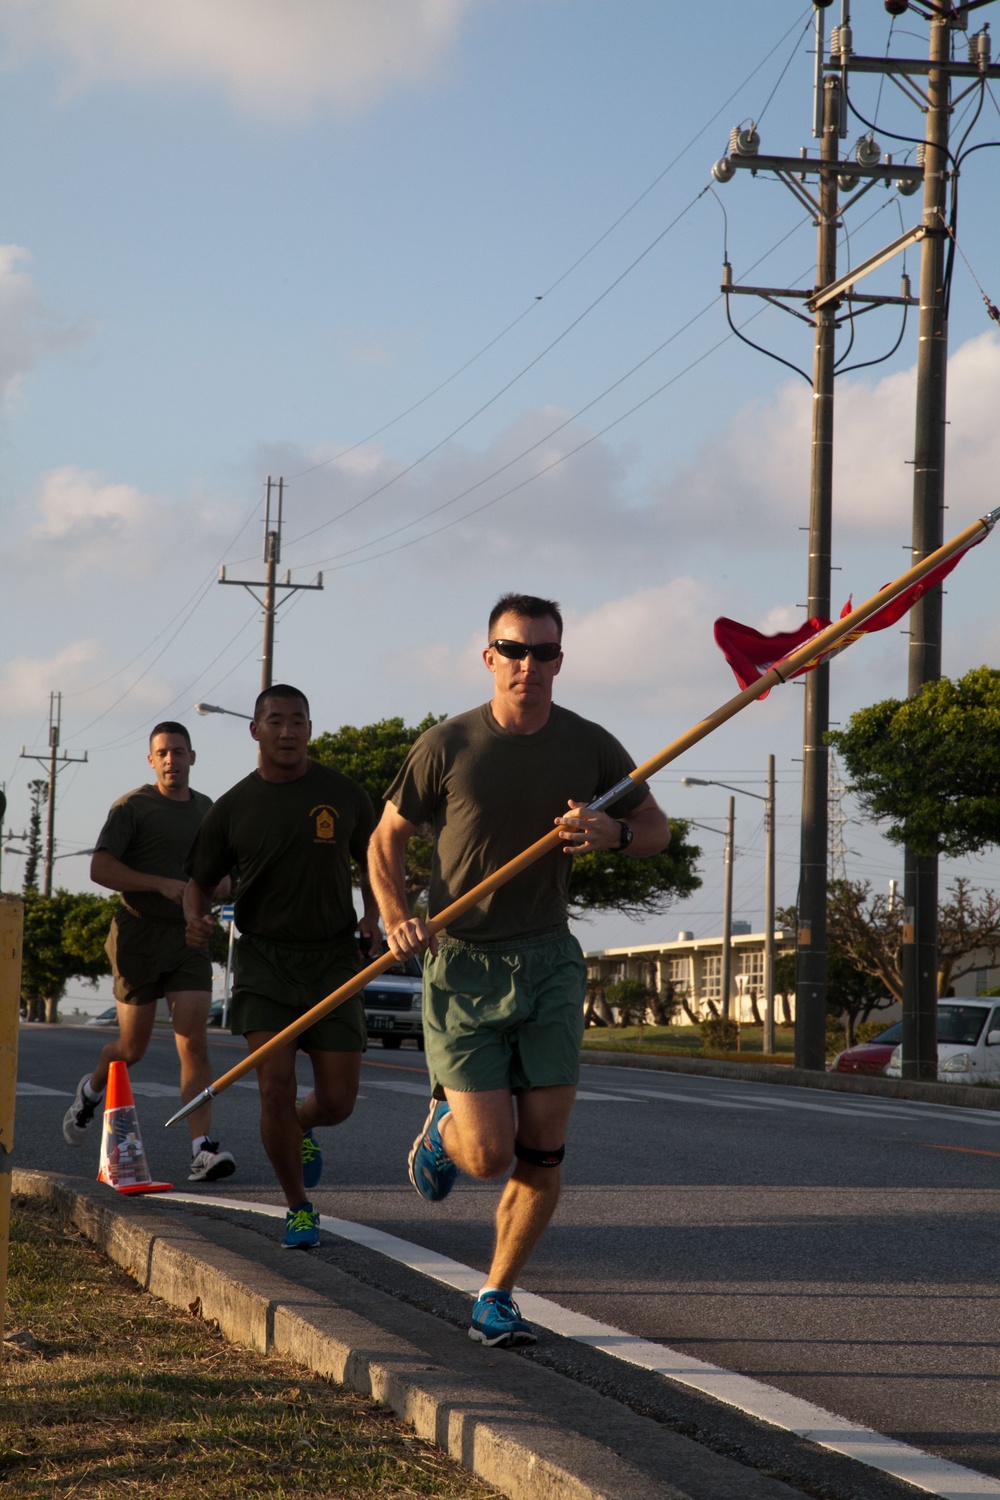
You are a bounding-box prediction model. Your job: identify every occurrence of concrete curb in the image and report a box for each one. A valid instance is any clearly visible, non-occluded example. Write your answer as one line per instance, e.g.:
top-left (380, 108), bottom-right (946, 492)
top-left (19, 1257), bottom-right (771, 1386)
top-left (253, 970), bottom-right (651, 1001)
top-left (12, 1168), bottom-right (805, 1500)
top-left (580, 1047), bottom-right (1000, 1110)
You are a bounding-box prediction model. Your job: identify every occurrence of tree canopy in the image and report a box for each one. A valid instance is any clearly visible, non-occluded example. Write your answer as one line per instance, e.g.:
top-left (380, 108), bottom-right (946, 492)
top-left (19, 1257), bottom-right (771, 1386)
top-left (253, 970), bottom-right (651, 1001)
top-left (827, 666), bottom-right (1000, 858)
top-left (21, 889), bottom-right (120, 1022)
top-left (310, 713), bottom-right (703, 918)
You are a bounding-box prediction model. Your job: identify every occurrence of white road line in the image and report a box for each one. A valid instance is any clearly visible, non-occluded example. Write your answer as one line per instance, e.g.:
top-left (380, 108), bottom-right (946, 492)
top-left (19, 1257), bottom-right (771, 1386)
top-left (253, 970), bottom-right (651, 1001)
top-left (15, 1083), bottom-right (71, 1096)
top-left (612, 1087), bottom-right (775, 1112)
top-left (129, 1082), bottom-right (180, 1098)
top-left (166, 1192), bottom-right (1000, 1499)
top-left (361, 1079), bottom-right (640, 1103)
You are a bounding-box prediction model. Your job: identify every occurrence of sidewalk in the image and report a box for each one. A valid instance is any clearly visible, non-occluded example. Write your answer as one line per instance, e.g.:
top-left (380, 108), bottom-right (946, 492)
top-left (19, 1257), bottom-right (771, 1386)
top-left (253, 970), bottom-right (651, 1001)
top-left (13, 1167), bottom-right (812, 1500)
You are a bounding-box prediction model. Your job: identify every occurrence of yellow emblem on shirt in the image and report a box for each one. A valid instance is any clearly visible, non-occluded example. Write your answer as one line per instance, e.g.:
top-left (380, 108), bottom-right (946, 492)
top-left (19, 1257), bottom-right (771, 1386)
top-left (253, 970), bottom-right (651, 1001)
top-left (312, 805), bottom-right (337, 842)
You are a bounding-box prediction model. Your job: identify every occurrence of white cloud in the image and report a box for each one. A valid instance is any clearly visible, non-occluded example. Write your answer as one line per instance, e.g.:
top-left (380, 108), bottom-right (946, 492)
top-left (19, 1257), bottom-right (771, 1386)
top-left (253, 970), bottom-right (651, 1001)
top-left (0, 245), bottom-right (86, 410)
top-left (1, 0), bottom-right (474, 118)
top-left (32, 464), bottom-right (144, 540)
top-left (0, 640), bottom-right (98, 717)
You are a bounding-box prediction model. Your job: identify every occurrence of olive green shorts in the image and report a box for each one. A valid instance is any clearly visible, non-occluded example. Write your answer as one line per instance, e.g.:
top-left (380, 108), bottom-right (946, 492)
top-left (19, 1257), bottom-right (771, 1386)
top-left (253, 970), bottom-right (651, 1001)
top-left (106, 910), bottom-right (212, 1006)
top-left (422, 926), bottom-right (587, 1098)
top-left (232, 932), bottom-right (366, 1053)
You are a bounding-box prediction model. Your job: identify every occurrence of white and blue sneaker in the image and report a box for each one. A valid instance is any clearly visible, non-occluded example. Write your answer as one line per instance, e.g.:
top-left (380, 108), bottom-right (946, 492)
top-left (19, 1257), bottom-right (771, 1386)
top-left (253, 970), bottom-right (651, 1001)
top-left (281, 1203), bottom-right (320, 1250)
top-left (407, 1100), bottom-right (457, 1202)
top-left (301, 1130), bottom-right (323, 1190)
top-left (469, 1290), bottom-right (537, 1348)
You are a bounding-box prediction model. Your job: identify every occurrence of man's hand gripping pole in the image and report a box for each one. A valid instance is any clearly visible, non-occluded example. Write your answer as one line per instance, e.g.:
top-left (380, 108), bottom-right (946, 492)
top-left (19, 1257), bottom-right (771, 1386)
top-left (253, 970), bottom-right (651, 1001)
top-left (166, 506), bottom-right (999, 1130)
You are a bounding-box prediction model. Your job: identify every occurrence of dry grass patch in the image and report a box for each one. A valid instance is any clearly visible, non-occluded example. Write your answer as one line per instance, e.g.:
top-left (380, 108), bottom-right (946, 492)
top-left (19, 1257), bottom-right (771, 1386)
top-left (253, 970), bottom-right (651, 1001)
top-left (2, 1198), bottom-right (497, 1499)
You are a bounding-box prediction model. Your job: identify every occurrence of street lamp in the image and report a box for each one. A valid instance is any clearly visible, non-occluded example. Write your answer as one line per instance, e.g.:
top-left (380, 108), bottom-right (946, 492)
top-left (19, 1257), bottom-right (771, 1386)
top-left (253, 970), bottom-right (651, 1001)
top-left (195, 702), bottom-right (252, 721)
top-left (682, 754), bottom-right (777, 1051)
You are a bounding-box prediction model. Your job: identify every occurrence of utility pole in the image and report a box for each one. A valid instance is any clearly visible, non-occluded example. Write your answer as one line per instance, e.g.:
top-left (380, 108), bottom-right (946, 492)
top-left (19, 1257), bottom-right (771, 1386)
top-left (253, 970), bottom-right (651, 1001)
top-left (763, 754), bottom-right (777, 1056)
top-left (830, 4), bottom-right (1000, 1076)
top-left (721, 796), bottom-right (735, 1022)
top-left (903, 14), bottom-right (952, 1080)
top-left (219, 477), bottom-right (324, 691)
top-left (19, 693), bottom-right (88, 896)
top-left (709, 1), bottom-right (998, 1067)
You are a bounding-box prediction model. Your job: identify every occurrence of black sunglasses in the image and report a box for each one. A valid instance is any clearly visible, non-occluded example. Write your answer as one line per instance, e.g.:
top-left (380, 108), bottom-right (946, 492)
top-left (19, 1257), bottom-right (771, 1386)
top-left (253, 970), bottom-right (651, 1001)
top-left (489, 639), bottom-right (562, 662)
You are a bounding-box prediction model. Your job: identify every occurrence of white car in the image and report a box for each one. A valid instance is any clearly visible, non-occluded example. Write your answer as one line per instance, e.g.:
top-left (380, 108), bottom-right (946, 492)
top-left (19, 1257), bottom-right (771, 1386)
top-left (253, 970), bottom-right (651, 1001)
top-left (362, 954), bottom-right (424, 1050)
top-left (885, 999), bottom-right (1000, 1084)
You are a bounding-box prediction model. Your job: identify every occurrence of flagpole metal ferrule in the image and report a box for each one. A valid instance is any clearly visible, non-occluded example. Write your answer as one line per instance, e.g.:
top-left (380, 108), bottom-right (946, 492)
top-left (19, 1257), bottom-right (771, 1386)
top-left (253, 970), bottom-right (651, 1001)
top-left (164, 1085), bottom-right (216, 1130)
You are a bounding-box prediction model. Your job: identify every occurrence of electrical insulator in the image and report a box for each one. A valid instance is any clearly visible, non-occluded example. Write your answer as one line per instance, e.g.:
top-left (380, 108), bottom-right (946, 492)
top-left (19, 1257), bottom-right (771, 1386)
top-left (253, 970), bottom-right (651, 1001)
top-left (838, 171), bottom-right (858, 193)
top-left (712, 157), bottom-right (735, 184)
top-left (722, 259), bottom-right (733, 289)
top-left (916, 143), bottom-right (926, 166)
top-left (901, 273), bottom-right (911, 299)
top-left (884, 0), bottom-right (908, 15)
top-left (729, 126), bottom-right (760, 158)
top-left (856, 136), bottom-right (882, 167)
top-left (969, 29), bottom-right (991, 71)
top-left (896, 175), bottom-right (921, 196)
top-left (830, 24), bottom-right (852, 58)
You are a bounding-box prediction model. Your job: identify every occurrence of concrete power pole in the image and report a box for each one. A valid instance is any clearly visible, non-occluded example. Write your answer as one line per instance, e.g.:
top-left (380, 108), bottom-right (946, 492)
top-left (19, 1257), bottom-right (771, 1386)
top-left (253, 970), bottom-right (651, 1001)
top-left (903, 13), bottom-right (956, 1079)
top-left (19, 693), bottom-right (88, 896)
top-left (219, 476), bottom-right (325, 692)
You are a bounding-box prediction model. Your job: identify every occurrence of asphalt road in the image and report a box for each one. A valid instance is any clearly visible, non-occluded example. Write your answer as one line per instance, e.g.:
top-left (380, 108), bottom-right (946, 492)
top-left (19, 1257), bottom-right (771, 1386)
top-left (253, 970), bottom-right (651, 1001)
top-left (15, 1021), bottom-right (1000, 1493)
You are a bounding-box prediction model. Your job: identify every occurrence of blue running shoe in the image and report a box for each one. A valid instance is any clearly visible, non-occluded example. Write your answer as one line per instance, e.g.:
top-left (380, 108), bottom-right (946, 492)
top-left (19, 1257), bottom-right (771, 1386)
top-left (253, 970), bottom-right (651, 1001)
top-left (469, 1291), bottom-right (536, 1348)
top-left (301, 1130), bottom-right (323, 1190)
top-left (281, 1203), bottom-right (320, 1250)
top-left (407, 1100), bottom-right (457, 1202)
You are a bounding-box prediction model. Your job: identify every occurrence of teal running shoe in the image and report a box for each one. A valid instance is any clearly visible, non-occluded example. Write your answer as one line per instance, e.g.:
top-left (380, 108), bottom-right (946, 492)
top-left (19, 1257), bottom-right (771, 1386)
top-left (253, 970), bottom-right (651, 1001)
top-left (301, 1130), bottom-right (323, 1190)
top-left (469, 1291), bottom-right (536, 1348)
top-left (407, 1100), bottom-right (457, 1202)
top-left (281, 1203), bottom-right (320, 1250)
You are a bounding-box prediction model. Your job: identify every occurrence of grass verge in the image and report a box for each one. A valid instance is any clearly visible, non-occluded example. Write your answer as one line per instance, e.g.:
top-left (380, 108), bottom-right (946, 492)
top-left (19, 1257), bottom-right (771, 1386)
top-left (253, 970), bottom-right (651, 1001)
top-left (581, 1023), bottom-right (796, 1065)
top-left (1, 1197), bottom-right (497, 1499)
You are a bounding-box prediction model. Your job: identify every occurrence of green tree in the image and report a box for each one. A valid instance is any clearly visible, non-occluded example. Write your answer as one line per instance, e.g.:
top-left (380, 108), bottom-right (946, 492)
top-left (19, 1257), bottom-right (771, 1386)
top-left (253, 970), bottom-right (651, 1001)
top-left (827, 666), bottom-right (1000, 858)
top-left (568, 821), bottom-right (702, 919)
top-left (23, 780), bottom-right (47, 894)
top-left (21, 889), bottom-right (120, 1023)
top-left (310, 714), bottom-right (445, 902)
top-left (604, 977), bottom-right (654, 1028)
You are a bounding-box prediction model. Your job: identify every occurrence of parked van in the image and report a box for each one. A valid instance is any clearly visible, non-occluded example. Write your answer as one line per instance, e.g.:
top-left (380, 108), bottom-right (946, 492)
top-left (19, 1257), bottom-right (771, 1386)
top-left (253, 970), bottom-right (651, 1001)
top-left (885, 998), bottom-right (1000, 1083)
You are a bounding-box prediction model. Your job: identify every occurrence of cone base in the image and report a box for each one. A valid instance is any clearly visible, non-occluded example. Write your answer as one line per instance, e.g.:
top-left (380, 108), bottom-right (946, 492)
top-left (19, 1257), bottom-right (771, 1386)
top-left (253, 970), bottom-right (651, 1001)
top-left (100, 1179), bottom-right (173, 1195)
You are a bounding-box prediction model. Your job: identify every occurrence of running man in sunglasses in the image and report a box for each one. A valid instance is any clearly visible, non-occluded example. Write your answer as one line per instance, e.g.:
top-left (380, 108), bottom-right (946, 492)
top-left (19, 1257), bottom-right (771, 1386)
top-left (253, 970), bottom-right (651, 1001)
top-left (369, 593), bottom-right (671, 1348)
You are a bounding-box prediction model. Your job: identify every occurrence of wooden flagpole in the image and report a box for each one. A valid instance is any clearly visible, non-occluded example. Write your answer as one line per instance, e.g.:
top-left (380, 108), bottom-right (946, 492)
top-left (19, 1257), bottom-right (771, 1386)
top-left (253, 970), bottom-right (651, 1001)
top-left (166, 506), bottom-right (998, 1128)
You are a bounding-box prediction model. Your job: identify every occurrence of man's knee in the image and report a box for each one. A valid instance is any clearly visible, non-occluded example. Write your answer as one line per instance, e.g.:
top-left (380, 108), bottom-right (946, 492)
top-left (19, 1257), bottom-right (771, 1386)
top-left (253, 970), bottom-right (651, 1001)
top-left (311, 1093), bottom-right (356, 1127)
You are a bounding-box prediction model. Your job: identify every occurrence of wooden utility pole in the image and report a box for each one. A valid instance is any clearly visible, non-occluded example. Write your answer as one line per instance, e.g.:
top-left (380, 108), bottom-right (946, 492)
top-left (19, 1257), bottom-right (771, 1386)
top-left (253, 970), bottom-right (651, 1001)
top-left (19, 694), bottom-right (88, 895)
top-left (219, 477), bottom-right (324, 691)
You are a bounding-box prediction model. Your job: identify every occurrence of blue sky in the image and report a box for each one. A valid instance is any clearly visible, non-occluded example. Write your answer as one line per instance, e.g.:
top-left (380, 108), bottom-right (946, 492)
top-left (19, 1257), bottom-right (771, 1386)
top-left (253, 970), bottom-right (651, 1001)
top-left (2, 1), bottom-right (999, 953)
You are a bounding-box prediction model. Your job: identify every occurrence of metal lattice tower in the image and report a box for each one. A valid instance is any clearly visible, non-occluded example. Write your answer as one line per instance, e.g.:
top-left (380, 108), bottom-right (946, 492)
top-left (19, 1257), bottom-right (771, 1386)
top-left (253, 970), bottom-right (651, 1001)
top-left (827, 750), bottom-right (849, 883)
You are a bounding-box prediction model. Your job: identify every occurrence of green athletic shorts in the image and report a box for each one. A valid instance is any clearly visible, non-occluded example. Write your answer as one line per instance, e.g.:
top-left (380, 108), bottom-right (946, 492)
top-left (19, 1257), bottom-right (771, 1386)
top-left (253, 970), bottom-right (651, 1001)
top-left (422, 926), bottom-right (587, 1098)
top-left (106, 910), bottom-right (212, 1006)
top-left (232, 932), bottom-right (366, 1053)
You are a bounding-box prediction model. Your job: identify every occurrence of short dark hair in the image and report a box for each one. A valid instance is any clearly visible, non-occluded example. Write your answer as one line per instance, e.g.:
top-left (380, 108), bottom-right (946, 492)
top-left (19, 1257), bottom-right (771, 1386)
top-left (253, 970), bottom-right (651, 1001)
top-left (149, 721), bottom-right (192, 749)
top-left (488, 593), bottom-right (563, 640)
top-left (253, 684), bottom-right (310, 722)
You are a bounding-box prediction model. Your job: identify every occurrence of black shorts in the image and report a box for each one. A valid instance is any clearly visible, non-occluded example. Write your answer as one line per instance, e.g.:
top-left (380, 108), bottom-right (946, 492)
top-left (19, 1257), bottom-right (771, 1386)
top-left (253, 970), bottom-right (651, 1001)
top-left (106, 910), bottom-right (212, 1006)
top-left (231, 932), bottom-right (366, 1052)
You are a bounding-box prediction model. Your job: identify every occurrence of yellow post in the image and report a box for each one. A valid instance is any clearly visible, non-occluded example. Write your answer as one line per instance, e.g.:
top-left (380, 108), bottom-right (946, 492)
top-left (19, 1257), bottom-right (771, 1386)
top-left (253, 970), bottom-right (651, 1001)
top-left (0, 894), bottom-right (25, 1349)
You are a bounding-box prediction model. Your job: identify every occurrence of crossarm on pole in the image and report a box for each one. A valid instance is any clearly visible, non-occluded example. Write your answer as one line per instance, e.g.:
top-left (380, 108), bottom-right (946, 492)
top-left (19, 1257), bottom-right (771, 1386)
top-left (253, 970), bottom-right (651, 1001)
top-left (166, 509), bottom-right (997, 1129)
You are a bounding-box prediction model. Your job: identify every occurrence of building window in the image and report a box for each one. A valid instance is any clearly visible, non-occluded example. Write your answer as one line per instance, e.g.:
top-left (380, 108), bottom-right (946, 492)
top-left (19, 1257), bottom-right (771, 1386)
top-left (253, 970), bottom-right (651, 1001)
top-left (701, 953), bottom-right (721, 1001)
top-left (668, 957), bottom-right (690, 993)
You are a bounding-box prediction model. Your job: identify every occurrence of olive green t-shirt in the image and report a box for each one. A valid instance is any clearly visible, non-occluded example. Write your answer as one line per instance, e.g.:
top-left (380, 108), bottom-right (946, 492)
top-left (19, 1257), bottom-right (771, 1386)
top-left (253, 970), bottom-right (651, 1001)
top-left (186, 761), bottom-right (376, 946)
top-left (385, 702), bottom-right (648, 942)
top-left (95, 784), bottom-right (214, 924)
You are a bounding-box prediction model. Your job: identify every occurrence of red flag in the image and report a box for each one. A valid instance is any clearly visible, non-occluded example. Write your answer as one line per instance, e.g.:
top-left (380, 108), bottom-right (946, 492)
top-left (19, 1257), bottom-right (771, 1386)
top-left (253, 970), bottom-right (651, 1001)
top-left (714, 535), bottom-right (984, 696)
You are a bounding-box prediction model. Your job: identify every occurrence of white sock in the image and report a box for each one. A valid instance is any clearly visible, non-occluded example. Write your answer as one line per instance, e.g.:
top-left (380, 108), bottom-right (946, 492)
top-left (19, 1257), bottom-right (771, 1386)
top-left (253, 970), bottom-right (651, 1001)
top-left (191, 1135), bottom-right (211, 1156)
top-left (82, 1079), bottom-right (104, 1104)
top-left (478, 1285), bottom-right (507, 1299)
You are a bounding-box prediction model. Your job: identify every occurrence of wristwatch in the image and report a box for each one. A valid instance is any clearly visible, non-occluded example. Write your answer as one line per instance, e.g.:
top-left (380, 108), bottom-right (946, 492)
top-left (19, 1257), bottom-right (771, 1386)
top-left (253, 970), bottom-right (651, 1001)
top-left (616, 820), bottom-right (633, 852)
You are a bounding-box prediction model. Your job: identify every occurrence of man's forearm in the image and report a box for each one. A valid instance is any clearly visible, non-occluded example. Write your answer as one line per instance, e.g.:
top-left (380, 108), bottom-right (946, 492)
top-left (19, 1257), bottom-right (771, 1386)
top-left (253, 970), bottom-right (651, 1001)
top-left (367, 832), bottom-right (412, 932)
top-left (182, 879), bottom-right (214, 924)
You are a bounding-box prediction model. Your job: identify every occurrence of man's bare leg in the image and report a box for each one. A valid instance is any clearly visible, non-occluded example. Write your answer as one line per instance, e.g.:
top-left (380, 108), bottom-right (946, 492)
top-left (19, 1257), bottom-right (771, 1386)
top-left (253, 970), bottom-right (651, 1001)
top-left (89, 1001), bottom-right (157, 1093)
top-left (298, 1049), bottom-right (361, 1134)
top-left (247, 1032), bottom-right (305, 1207)
top-left (167, 990), bottom-right (214, 1141)
top-left (442, 1084), bottom-right (577, 1292)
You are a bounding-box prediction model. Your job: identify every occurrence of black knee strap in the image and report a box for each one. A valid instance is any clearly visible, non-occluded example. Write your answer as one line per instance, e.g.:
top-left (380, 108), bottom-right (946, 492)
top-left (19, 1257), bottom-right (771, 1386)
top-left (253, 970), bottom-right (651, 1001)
top-left (514, 1140), bottom-right (564, 1168)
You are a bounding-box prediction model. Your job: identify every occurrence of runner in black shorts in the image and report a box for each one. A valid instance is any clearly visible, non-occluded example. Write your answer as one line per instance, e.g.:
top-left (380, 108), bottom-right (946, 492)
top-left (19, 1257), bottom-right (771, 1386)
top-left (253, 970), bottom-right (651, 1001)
top-left (62, 722), bottom-right (236, 1183)
top-left (369, 594), bottom-right (672, 1347)
top-left (184, 685), bottom-right (380, 1250)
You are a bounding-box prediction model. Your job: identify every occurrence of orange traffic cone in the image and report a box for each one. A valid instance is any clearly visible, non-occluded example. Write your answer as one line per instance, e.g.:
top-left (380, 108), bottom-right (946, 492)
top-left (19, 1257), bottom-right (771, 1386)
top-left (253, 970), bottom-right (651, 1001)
top-left (97, 1061), bottom-right (173, 1195)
